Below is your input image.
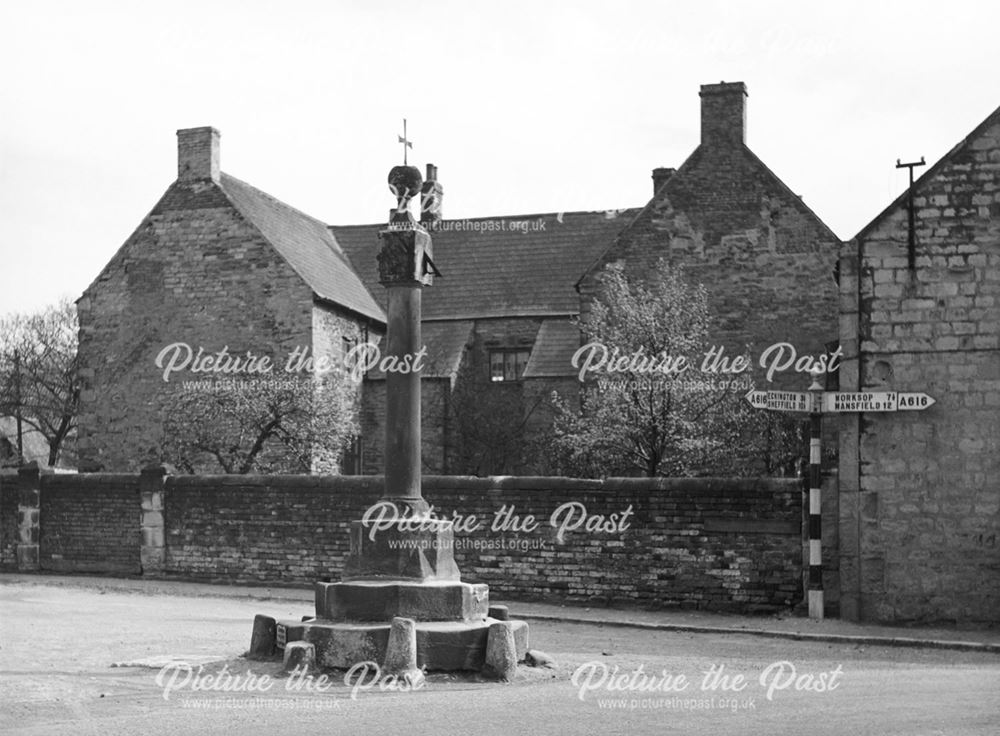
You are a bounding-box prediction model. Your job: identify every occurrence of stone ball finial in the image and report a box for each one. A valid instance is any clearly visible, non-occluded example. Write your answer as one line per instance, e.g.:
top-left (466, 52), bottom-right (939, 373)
top-left (389, 165), bottom-right (423, 209)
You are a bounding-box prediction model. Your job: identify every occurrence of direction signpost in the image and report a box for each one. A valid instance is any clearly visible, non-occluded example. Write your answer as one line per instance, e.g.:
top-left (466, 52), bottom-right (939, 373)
top-left (745, 389), bottom-right (936, 415)
top-left (744, 379), bottom-right (936, 620)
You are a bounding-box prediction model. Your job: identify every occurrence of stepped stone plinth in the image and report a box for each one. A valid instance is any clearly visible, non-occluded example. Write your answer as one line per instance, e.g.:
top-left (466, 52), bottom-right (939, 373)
top-left (269, 545), bottom-right (529, 671)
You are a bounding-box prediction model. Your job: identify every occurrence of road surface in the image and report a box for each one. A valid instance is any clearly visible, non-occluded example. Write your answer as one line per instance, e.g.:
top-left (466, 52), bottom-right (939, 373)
top-left (1, 580), bottom-right (997, 735)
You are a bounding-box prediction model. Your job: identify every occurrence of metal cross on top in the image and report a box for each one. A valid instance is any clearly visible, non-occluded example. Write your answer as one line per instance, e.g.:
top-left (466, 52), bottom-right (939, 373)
top-left (398, 119), bottom-right (413, 165)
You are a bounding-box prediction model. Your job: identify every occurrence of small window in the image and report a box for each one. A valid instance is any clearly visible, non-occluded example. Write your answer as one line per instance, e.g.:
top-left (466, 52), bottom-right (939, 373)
top-left (341, 435), bottom-right (362, 475)
top-left (489, 349), bottom-right (530, 382)
top-left (341, 336), bottom-right (356, 358)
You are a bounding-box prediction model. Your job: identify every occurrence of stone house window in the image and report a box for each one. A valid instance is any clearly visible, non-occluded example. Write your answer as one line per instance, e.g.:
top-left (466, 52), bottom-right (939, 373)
top-left (489, 349), bottom-right (530, 382)
top-left (341, 435), bottom-right (362, 475)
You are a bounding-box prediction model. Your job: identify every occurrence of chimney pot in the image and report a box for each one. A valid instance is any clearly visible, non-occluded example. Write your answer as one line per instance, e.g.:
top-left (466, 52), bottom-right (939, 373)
top-left (699, 81), bottom-right (747, 148)
top-left (177, 127), bottom-right (221, 182)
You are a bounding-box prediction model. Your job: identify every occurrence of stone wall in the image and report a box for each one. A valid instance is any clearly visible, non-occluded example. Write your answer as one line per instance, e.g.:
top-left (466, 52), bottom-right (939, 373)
top-left (0, 471), bottom-right (17, 570)
top-left (76, 180), bottom-right (315, 472)
top-left (360, 378), bottom-right (452, 475)
top-left (838, 108), bottom-right (1000, 624)
top-left (0, 470), bottom-right (803, 613)
top-left (311, 303), bottom-right (371, 473)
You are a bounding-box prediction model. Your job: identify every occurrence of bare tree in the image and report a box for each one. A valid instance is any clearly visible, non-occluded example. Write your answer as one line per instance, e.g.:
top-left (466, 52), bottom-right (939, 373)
top-left (0, 299), bottom-right (79, 466)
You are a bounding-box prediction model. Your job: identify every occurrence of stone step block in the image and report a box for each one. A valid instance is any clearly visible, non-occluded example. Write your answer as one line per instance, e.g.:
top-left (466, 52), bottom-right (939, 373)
top-left (276, 616), bottom-right (529, 672)
top-left (315, 580), bottom-right (489, 622)
top-left (342, 520), bottom-right (461, 582)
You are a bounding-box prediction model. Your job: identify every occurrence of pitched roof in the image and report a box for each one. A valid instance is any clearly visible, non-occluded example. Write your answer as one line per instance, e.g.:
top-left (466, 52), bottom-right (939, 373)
top-left (365, 320), bottom-right (474, 380)
top-left (219, 174), bottom-right (385, 324)
top-left (523, 319), bottom-right (582, 378)
top-left (855, 103), bottom-right (1000, 241)
top-left (576, 144), bottom-right (840, 289)
top-left (332, 209), bottom-right (639, 321)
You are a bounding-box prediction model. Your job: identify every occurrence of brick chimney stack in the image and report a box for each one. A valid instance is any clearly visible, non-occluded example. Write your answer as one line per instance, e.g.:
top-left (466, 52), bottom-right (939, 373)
top-left (420, 163), bottom-right (444, 228)
top-left (176, 127), bottom-right (221, 182)
top-left (651, 167), bottom-right (676, 195)
top-left (699, 82), bottom-right (747, 148)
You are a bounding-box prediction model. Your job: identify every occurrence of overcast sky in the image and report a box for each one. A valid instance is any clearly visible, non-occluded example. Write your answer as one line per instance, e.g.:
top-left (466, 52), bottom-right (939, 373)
top-left (1, 0), bottom-right (998, 315)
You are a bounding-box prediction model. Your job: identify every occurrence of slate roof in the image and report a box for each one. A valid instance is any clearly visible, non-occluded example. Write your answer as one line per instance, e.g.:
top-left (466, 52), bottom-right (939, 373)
top-left (522, 319), bottom-right (582, 378)
top-left (331, 209), bottom-right (639, 321)
top-left (365, 321), bottom-right (474, 380)
top-left (219, 174), bottom-right (386, 324)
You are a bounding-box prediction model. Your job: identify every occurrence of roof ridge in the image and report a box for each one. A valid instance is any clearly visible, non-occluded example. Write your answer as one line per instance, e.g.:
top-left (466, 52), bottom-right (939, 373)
top-left (572, 148), bottom-right (703, 290)
top-left (737, 144), bottom-right (841, 243)
top-left (854, 102), bottom-right (1000, 242)
top-left (329, 207), bottom-right (641, 230)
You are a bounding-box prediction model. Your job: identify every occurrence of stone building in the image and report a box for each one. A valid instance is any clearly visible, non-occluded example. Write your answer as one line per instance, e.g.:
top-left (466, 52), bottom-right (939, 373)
top-left (334, 209), bottom-right (637, 474)
top-left (78, 81), bottom-right (840, 475)
top-left (579, 82), bottom-right (840, 382)
top-left (837, 104), bottom-right (1000, 624)
top-left (341, 82), bottom-right (841, 475)
top-left (76, 127), bottom-right (385, 472)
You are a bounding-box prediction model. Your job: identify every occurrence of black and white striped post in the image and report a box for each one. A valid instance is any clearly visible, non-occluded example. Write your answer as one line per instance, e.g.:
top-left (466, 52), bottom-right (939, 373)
top-left (807, 368), bottom-right (825, 620)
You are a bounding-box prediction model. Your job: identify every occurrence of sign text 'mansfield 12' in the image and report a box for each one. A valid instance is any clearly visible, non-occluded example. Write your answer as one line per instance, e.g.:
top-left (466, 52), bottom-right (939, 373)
top-left (821, 392), bottom-right (936, 413)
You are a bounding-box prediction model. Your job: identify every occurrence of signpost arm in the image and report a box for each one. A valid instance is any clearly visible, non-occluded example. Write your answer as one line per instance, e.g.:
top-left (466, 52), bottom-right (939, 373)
top-left (807, 370), bottom-right (824, 619)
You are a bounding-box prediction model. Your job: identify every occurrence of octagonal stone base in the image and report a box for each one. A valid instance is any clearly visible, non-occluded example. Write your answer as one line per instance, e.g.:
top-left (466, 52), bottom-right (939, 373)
top-left (277, 617), bottom-right (529, 671)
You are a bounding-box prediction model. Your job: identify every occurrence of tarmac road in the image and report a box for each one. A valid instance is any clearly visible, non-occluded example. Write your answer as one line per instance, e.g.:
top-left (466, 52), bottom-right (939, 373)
top-left (1, 578), bottom-right (998, 736)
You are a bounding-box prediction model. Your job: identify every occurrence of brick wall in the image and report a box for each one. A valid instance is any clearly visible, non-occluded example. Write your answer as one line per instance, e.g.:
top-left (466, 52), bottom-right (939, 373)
top-left (431, 476), bottom-right (801, 611)
top-left (0, 470), bottom-right (802, 613)
top-left (838, 108), bottom-right (1000, 624)
top-left (162, 475), bottom-right (378, 581)
top-left (39, 474), bottom-right (141, 573)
